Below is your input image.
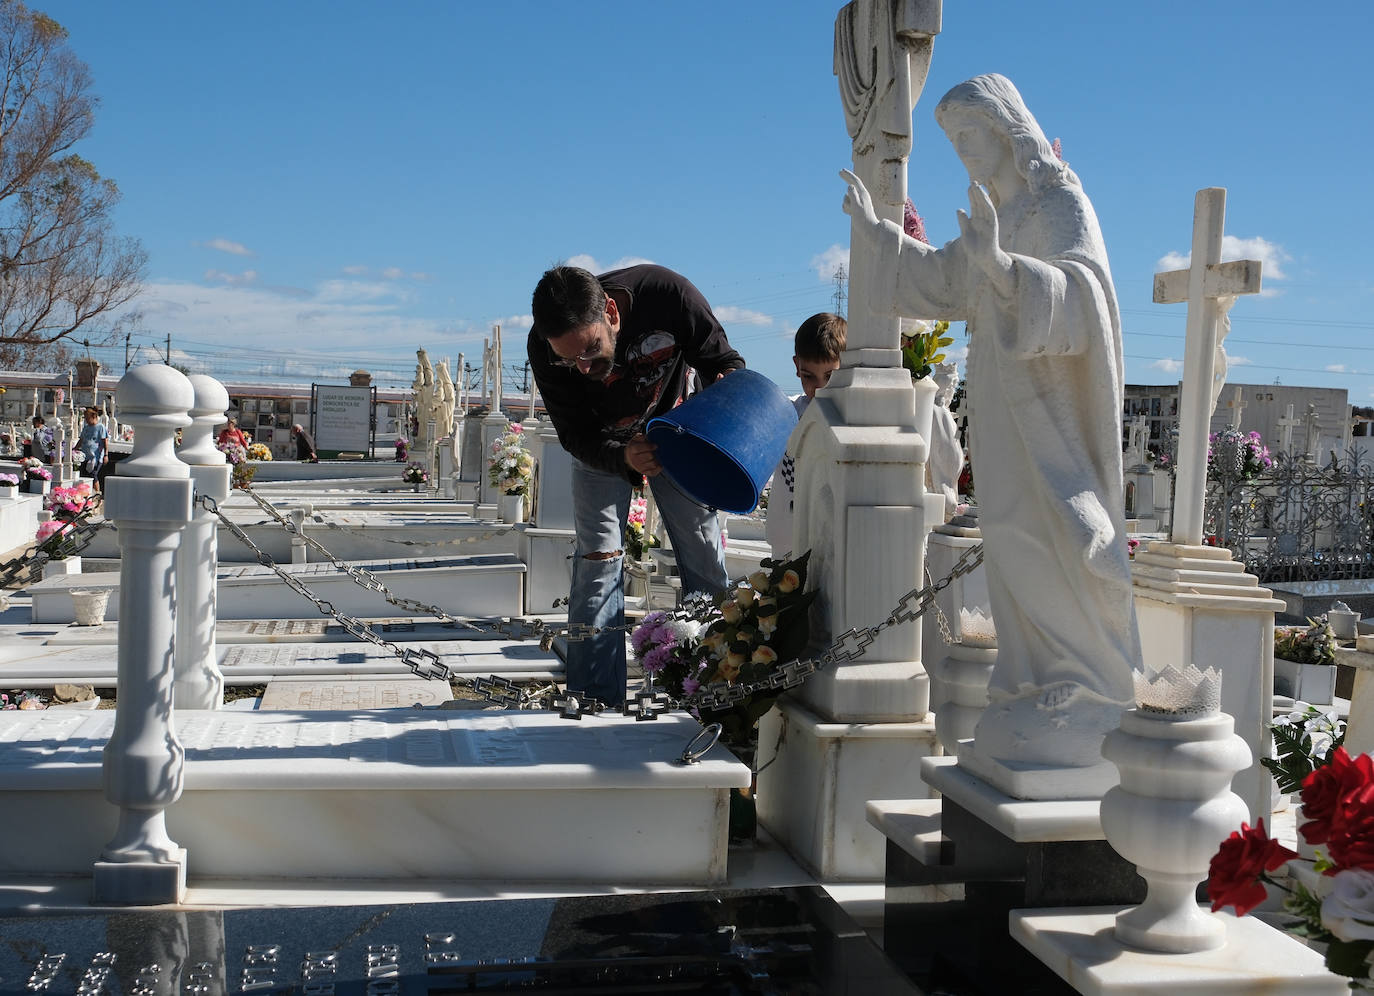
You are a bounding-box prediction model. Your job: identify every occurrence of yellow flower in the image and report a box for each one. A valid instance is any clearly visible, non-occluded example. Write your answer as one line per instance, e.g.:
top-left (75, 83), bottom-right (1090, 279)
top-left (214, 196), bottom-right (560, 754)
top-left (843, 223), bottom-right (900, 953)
top-left (748, 570), bottom-right (771, 593)
top-left (720, 600), bottom-right (742, 624)
top-left (751, 646), bottom-right (778, 667)
top-left (758, 614), bottom-right (778, 638)
top-left (735, 585), bottom-right (757, 607)
top-left (777, 569), bottom-right (801, 594)
top-left (718, 655), bottom-right (743, 682)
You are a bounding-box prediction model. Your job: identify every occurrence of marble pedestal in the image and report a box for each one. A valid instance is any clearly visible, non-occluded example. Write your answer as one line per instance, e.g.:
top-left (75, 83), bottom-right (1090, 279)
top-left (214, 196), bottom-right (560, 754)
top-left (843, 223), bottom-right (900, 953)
top-left (866, 756), bottom-right (1147, 992)
top-left (755, 696), bottom-right (939, 880)
top-left (1012, 908), bottom-right (1346, 995)
top-left (0, 710), bottom-right (748, 885)
top-left (1131, 541), bottom-right (1285, 824)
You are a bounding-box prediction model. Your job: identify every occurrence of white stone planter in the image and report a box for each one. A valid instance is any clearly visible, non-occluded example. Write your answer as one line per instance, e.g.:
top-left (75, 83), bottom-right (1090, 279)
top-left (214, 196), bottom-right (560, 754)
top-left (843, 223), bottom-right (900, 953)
top-left (1274, 657), bottom-right (1337, 705)
top-left (0, 484), bottom-right (16, 501)
top-left (42, 556), bottom-right (81, 578)
top-left (498, 494), bottom-right (526, 524)
top-left (24, 477), bottom-right (50, 495)
top-left (1100, 708), bottom-right (1251, 953)
top-left (71, 588), bottom-right (111, 626)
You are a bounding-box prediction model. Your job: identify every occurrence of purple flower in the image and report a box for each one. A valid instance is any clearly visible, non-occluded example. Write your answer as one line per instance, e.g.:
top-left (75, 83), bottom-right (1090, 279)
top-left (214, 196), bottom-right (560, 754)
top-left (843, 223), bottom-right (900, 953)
top-left (642, 644), bottom-right (673, 674)
top-left (681, 677), bottom-right (700, 696)
top-left (903, 199), bottom-right (928, 243)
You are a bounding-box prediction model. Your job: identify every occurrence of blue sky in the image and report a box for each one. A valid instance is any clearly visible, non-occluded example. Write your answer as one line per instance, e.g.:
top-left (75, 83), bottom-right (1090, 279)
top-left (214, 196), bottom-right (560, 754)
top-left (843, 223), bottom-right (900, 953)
top-left (40, 1), bottom-right (1374, 404)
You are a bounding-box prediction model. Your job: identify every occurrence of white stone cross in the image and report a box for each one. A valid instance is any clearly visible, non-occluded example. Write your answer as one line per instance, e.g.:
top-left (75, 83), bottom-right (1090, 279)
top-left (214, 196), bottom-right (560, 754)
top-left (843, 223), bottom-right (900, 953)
top-left (1153, 188), bottom-right (1263, 547)
top-left (1303, 404), bottom-right (1321, 462)
top-left (1224, 385), bottom-right (1247, 429)
top-left (1277, 403), bottom-right (1301, 456)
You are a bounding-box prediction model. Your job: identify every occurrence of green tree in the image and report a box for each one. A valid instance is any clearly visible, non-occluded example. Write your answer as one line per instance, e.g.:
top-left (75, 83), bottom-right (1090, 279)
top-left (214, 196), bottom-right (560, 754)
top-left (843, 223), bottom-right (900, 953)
top-left (0, 1), bottom-right (145, 369)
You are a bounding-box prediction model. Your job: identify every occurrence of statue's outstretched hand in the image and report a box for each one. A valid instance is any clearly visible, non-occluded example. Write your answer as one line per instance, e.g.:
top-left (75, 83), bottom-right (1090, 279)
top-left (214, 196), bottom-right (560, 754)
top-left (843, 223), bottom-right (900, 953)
top-left (957, 183), bottom-right (1015, 296)
top-left (840, 169), bottom-right (880, 230)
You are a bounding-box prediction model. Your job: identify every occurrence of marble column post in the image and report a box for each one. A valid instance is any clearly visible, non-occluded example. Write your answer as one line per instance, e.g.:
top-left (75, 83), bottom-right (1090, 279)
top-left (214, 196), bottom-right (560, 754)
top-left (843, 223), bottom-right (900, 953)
top-left (174, 374), bottom-right (231, 711)
top-left (93, 364), bottom-right (195, 905)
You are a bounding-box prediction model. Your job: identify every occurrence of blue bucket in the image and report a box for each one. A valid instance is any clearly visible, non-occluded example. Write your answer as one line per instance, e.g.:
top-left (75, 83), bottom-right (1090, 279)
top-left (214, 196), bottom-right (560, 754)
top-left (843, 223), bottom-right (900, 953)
top-left (645, 368), bottom-right (798, 514)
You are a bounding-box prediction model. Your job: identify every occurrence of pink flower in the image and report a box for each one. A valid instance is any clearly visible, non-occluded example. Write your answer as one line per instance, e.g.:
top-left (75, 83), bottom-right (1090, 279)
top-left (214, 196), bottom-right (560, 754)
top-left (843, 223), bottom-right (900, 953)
top-left (642, 644), bottom-right (673, 674)
top-left (903, 199), bottom-right (928, 243)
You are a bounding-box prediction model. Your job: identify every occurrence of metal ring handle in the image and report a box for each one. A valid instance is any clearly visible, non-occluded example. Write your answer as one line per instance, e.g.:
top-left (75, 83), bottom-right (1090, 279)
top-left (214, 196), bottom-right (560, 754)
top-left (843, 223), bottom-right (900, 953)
top-left (678, 723), bottom-right (722, 765)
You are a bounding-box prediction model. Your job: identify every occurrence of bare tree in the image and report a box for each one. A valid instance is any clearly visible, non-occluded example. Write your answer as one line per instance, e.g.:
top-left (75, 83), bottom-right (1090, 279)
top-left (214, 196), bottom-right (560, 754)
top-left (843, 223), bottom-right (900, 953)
top-left (0, 1), bottom-right (145, 369)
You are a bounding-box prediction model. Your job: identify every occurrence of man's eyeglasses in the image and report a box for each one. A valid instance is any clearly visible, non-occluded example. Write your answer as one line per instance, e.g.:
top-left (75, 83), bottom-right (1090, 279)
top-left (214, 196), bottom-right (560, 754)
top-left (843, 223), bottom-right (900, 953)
top-left (548, 331), bottom-right (605, 369)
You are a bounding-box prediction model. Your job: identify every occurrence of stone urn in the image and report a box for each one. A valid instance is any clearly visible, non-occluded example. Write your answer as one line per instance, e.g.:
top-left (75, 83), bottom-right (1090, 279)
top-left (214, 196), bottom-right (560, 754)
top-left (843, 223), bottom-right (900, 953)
top-left (498, 493), bottom-right (526, 524)
top-left (71, 588), bottom-right (112, 626)
top-left (1100, 665), bottom-right (1250, 953)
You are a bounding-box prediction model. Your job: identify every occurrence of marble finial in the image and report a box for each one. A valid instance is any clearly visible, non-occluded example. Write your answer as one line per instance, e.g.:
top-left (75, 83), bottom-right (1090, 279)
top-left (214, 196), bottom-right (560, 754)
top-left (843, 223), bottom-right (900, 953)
top-left (180, 374), bottom-right (230, 468)
top-left (114, 365), bottom-right (194, 480)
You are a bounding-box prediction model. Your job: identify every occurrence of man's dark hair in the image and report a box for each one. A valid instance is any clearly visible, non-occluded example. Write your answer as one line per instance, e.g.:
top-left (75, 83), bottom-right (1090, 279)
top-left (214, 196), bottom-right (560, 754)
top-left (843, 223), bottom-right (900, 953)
top-left (531, 265), bottom-right (606, 341)
top-left (31, 415), bottom-right (44, 426)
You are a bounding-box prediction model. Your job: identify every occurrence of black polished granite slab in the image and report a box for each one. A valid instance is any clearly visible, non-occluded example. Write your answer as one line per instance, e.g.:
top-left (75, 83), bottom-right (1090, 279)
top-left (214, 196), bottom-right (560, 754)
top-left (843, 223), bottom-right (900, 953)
top-left (0, 887), bottom-right (919, 995)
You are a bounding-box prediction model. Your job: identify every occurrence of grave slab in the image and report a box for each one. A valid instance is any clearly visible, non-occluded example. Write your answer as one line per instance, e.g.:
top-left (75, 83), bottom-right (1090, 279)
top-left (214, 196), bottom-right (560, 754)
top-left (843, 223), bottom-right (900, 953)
top-left (28, 553), bottom-right (527, 624)
top-left (1011, 907), bottom-right (1345, 995)
top-left (0, 709), bottom-right (749, 884)
top-left (259, 678), bottom-right (454, 710)
top-left (0, 639), bottom-right (563, 687)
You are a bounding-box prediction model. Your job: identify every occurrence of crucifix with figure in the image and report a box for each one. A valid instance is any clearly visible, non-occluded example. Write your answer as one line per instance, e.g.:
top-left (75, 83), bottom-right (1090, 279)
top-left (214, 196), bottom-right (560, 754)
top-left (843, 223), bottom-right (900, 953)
top-left (1153, 187), bottom-right (1262, 546)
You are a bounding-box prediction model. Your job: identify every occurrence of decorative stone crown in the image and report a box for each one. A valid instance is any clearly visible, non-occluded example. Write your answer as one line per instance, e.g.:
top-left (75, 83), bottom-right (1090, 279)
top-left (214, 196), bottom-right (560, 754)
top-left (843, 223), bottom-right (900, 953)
top-left (959, 606), bottom-right (997, 649)
top-left (1133, 663), bottom-right (1222, 718)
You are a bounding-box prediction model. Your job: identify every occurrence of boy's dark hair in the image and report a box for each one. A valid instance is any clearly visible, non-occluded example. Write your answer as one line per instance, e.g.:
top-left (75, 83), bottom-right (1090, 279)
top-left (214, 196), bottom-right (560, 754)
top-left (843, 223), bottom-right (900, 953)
top-left (31, 415), bottom-right (44, 426)
top-left (531, 265), bottom-right (607, 341)
top-left (794, 312), bottom-right (846, 362)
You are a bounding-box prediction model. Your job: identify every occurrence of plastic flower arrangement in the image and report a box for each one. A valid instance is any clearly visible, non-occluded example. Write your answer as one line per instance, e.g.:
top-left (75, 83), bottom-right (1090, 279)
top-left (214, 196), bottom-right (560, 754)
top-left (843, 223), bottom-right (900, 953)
top-left (402, 461), bottom-right (429, 485)
top-left (35, 480), bottom-right (95, 560)
top-left (35, 519), bottom-right (77, 560)
top-left (488, 424), bottom-right (533, 497)
top-left (631, 551), bottom-right (819, 743)
top-left (1207, 427), bottom-right (1273, 481)
top-left (0, 473), bottom-right (17, 488)
top-left (217, 440), bottom-right (255, 489)
top-left (1276, 616), bottom-right (1339, 667)
top-left (395, 438), bottom-right (409, 462)
top-left (246, 442), bottom-right (272, 461)
top-left (624, 493), bottom-right (659, 561)
top-left (1, 690), bottom-right (45, 710)
top-left (1263, 702), bottom-right (1346, 795)
top-left (900, 318), bottom-right (954, 382)
top-left (1209, 747), bottom-right (1374, 988)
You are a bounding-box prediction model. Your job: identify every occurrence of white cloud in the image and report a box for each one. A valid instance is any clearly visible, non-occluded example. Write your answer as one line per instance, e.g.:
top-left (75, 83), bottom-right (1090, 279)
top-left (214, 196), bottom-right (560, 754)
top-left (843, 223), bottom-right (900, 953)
top-left (200, 238), bottom-right (253, 257)
top-left (204, 269), bottom-right (258, 286)
top-left (1155, 235), bottom-right (1290, 297)
top-left (1227, 354), bottom-right (1252, 366)
top-left (494, 314), bottom-right (533, 331)
top-left (563, 254), bottom-right (655, 274)
top-left (811, 244), bottom-right (849, 282)
top-left (410, 272), bottom-right (432, 282)
top-left (381, 267), bottom-right (405, 280)
top-left (1150, 358), bottom-right (1183, 374)
top-left (341, 264), bottom-right (368, 276)
top-left (1327, 363), bottom-right (1349, 373)
top-left (714, 305), bottom-right (772, 327)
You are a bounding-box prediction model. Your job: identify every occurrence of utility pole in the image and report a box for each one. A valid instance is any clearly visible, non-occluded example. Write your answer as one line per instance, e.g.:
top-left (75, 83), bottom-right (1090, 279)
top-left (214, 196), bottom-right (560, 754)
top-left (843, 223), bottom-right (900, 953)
top-left (832, 264), bottom-right (848, 317)
top-left (124, 333), bottom-right (132, 372)
top-left (164, 333), bottom-right (171, 365)
top-left (521, 361), bottom-right (530, 393)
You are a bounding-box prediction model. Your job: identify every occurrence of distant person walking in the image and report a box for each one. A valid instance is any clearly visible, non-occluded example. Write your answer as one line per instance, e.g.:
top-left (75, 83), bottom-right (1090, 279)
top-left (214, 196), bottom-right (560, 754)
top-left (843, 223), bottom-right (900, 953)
top-left (217, 418), bottom-right (250, 450)
top-left (291, 423), bottom-right (318, 462)
top-left (77, 407), bottom-right (108, 490)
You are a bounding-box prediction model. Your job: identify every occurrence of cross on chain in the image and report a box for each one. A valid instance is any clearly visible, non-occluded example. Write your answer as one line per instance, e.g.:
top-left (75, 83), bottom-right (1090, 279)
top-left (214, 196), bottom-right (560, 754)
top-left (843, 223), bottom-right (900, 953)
top-left (1153, 187), bottom-right (1263, 546)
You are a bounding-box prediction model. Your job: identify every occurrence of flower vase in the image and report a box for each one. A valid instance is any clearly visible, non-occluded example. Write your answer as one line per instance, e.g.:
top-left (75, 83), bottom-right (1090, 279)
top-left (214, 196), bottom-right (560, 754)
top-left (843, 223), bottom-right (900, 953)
top-left (1274, 657), bottom-right (1337, 706)
top-left (498, 494), bottom-right (526, 524)
top-left (1100, 708), bottom-right (1251, 953)
top-left (0, 484), bottom-right (16, 501)
top-left (71, 588), bottom-right (111, 626)
top-left (24, 477), bottom-right (49, 496)
top-left (412, 481), bottom-right (422, 493)
top-left (43, 555), bottom-right (81, 578)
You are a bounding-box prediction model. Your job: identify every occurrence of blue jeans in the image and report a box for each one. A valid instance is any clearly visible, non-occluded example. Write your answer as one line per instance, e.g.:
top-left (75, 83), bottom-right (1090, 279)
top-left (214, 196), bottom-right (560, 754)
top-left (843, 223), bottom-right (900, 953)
top-left (567, 459), bottom-right (729, 706)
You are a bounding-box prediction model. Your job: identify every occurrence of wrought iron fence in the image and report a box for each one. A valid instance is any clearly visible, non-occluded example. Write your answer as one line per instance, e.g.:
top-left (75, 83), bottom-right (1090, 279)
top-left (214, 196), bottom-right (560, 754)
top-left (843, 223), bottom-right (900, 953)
top-left (1201, 447), bottom-right (1374, 583)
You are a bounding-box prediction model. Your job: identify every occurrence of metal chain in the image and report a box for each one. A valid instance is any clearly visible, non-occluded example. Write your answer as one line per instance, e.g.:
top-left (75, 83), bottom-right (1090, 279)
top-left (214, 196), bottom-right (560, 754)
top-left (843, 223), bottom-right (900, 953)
top-left (0, 494), bottom-right (108, 589)
top-left (926, 564), bottom-right (960, 646)
top-left (200, 489), bottom-right (984, 720)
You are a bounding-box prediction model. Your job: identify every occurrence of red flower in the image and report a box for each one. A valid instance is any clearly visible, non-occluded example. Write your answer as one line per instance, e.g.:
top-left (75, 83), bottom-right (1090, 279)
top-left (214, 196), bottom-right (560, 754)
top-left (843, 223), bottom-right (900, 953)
top-left (1310, 750), bottom-right (1374, 870)
top-left (1207, 819), bottom-right (1298, 916)
top-left (1300, 747), bottom-right (1366, 845)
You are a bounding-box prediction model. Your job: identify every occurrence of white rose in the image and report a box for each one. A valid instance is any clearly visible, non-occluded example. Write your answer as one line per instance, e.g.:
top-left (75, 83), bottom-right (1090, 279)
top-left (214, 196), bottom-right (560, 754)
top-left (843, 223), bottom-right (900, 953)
top-left (1322, 868), bottom-right (1374, 942)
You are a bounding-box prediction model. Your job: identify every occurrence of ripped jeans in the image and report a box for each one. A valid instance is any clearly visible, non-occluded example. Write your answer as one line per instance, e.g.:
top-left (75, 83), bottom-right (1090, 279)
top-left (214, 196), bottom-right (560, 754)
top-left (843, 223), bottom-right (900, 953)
top-left (567, 458), bottom-right (729, 706)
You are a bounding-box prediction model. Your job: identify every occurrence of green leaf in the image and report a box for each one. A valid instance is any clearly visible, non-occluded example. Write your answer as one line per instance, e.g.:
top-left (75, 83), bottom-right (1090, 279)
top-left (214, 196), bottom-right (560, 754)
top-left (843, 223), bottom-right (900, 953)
top-left (1324, 938), bottom-right (1374, 979)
